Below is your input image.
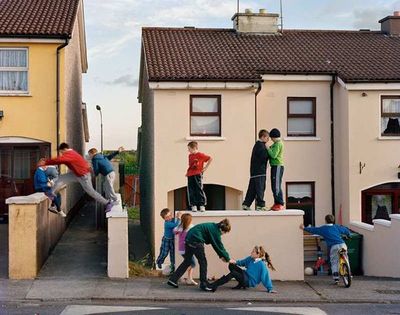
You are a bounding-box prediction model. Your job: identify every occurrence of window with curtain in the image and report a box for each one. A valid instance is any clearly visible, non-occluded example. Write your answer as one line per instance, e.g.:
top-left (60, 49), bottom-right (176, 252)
top-left (0, 48), bottom-right (28, 93)
top-left (286, 182), bottom-right (315, 226)
top-left (190, 95), bottom-right (221, 136)
top-left (287, 97), bottom-right (316, 137)
top-left (381, 96), bottom-right (400, 136)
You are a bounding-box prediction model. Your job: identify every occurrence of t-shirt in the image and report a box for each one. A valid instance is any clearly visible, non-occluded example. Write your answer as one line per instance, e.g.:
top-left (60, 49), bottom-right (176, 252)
top-left (186, 152), bottom-right (211, 177)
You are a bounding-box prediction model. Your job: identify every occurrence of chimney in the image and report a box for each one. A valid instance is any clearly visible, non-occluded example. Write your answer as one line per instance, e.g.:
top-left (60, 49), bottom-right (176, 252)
top-left (232, 8), bottom-right (279, 34)
top-left (379, 11), bottom-right (400, 36)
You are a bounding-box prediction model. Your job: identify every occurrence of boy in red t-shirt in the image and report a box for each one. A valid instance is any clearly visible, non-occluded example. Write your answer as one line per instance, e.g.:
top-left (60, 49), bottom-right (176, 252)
top-left (186, 141), bottom-right (212, 212)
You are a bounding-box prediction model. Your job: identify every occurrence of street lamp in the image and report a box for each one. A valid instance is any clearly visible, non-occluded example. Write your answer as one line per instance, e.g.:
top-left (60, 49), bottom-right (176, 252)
top-left (96, 105), bottom-right (103, 153)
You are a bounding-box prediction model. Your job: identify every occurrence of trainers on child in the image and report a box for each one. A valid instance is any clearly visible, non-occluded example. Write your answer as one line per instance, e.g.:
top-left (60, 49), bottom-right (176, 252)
top-left (186, 279), bottom-right (198, 286)
top-left (199, 206), bottom-right (206, 212)
top-left (167, 279), bottom-right (179, 288)
top-left (242, 205), bottom-right (251, 211)
top-left (191, 206), bottom-right (198, 212)
top-left (105, 202), bottom-right (113, 213)
top-left (256, 206), bottom-right (267, 211)
top-left (58, 210), bottom-right (67, 218)
top-left (48, 205), bottom-right (58, 214)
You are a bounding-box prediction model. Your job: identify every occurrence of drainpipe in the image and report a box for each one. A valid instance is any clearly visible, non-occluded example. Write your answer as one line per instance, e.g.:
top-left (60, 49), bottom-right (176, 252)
top-left (255, 81), bottom-right (262, 140)
top-left (56, 39), bottom-right (69, 155)
top-left (330, 74), bottom-right (336, 217)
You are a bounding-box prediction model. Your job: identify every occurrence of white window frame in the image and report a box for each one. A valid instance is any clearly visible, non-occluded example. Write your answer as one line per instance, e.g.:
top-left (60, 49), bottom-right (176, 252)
top-left (379, 95), bottom-right (400, 138)
top-left (0, 47), bottom-right (29, 95)
top-left (287, 97), bottom-right (316, 137)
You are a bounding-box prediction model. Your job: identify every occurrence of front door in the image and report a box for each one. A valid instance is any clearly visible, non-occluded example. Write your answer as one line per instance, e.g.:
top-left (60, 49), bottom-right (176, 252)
top-left (0, 143), bottom-right (50, 219)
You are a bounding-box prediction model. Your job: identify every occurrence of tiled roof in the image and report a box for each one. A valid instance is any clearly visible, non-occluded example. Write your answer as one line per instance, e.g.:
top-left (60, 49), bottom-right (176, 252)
top-left (142, 27), bottom-right (400, 83)
top-left (0, 0), bottom-right (80, 38)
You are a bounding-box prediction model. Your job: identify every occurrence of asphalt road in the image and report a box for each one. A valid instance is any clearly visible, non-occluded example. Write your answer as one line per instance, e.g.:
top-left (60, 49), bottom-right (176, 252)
top-left (2, 302), bottom-right (400, 315)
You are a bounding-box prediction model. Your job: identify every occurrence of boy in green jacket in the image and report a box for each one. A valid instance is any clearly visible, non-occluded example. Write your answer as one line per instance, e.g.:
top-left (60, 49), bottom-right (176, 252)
top-left (267, 128), bottom-right (284, 211)
top-left (168, 219), bottom-right (234, 291)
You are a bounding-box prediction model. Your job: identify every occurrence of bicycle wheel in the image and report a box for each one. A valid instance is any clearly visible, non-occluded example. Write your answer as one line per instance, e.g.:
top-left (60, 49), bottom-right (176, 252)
top-left (340, 261), bottom-right (352, 288)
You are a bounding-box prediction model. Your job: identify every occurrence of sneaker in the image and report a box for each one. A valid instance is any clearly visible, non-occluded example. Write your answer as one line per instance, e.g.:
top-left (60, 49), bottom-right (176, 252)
top-left (267, 289), bottom-right (278, 293)
top-left (191, 206), bottom-right (198, 212)
top-left (199, 206), bottom-right (206, 212)
top-left (256, 206), bottom-right (267, 211)
top-left (157, 263), bottom-right (162, 269)
top-left (105, 202), bottom-right (113, 213)
top-left (271, 204), bottom-right (283, 211)
top-left (242, 205), bottom-right (251, 211)
top-left (167, 279), bottom-right (179, 288)
top-left (48, 206), bottom-right (59, 214)
top-left (58, 210), bottom-right (67, 218)
top-left (186, 279), bottom-right (198, 286)
top-left (200, 284), bottom-right (213, 292)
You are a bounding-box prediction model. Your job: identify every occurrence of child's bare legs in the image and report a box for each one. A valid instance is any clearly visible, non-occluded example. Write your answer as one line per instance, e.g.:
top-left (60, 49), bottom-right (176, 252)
top-left (187, 267), bottom-right (198, 285)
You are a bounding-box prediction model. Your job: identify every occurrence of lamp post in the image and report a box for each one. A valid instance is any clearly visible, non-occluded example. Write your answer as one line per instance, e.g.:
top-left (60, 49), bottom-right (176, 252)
top-left (96, 105), bottom-right (103, 153)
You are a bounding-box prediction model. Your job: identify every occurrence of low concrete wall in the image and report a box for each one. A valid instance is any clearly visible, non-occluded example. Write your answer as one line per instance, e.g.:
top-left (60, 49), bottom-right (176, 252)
top-left (351, 214), bottom-right (400, 278)
top-left (6, 188), bottom-right (67, 279)
top-left (106, 194), bottom-right (129, 279)
top-left (174, 210), bottom-right (305, 281)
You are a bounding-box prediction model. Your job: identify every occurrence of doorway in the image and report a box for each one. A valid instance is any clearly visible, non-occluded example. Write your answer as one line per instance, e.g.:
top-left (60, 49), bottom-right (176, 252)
top-left (0, 142), bottom-right (50, 220)
top-left (362, 182), bottom-right (400, 224)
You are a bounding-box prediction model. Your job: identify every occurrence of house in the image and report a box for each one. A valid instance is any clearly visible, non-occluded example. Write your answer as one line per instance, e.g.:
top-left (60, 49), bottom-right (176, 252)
top-left (0, 0), bottom-right (89, 219)
top-left (138, 9), bottom-right (400, 267)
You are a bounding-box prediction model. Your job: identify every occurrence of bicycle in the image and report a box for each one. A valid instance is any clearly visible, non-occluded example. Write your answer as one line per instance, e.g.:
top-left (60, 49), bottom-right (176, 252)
top-left (338, 247), bottom-right (352, 288)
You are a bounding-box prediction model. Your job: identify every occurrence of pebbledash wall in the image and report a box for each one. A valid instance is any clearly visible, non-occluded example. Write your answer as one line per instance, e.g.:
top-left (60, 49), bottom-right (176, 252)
top-left (334, 82), bottom-right (400, 224)
top-left (143, 76), bottom-right (333, 259)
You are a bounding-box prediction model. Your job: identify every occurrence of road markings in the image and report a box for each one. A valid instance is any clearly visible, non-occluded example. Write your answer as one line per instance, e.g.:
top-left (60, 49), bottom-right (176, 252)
top-left (60, 305), bottom-right (166, 315)
top-left (226, 307), bottom-right (328, 315)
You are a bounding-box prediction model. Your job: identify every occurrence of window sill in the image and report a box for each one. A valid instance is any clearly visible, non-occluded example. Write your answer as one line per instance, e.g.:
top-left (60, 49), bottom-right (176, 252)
top-left (186, 136), bottom-right (226, 141)
top-left (284, 137), bottom-right (321, 141)
top-left (377, 136), bottom-right (400, 140)
top-left (0, 93), bottom-right (31, 97)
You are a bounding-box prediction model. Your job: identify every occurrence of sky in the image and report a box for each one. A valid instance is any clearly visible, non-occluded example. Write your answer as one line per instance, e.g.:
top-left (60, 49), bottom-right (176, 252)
top-left (83, 0), bottom-right (400, 151)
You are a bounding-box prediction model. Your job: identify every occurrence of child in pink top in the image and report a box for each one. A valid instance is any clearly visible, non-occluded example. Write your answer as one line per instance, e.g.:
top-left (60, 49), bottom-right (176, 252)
top-left (174, 213), bottom-right (197, 285)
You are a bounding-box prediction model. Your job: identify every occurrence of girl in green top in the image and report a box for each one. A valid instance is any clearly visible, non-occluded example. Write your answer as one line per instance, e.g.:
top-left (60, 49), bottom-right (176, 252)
top-left (267, 128), bottom-right (284, 211)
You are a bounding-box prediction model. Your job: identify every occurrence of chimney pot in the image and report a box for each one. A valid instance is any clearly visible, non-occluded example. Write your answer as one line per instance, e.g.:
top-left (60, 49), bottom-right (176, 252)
top-left (232, 8), bottom-right (279, 34)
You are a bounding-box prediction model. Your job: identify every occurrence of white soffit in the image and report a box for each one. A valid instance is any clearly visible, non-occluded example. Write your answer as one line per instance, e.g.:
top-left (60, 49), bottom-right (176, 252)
top-left (0, 38), bottom-right (65, 44)
top-left (148, 81), bottom-right (257, 90)
top-left (338, 77), bottom-right (400, 91)
top-left (0, 136), bottom-right (46, 143)
top-left (262, 74), bottom-right (333, 81)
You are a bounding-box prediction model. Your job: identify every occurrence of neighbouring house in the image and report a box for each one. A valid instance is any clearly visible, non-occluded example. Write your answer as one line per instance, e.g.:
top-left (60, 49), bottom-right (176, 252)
top-left (138, 9), bottom-right (400, 276)
top-left (0, 0), bottom-right (89, 220)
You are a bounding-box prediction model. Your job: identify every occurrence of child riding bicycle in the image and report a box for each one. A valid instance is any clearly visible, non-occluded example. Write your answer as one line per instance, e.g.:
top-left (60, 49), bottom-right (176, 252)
top-left (300, 214), bottom-right (351, 284)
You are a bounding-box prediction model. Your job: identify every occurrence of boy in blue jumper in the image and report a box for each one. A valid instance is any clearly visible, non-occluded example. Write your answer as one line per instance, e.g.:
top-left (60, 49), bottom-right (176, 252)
top-left (88, 147), bottom-right (124, 203)
top-left (300, 214), bottom-right (351, 284)
top-left (156, 208), bottom-right (181, 272)
top-left (34, 159), bottom-right (65, 217)
top-left (211, 245), bottom-right (277, 293)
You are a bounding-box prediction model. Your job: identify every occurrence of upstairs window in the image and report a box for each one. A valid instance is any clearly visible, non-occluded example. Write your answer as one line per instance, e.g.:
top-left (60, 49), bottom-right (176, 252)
top-left (287, 97), bottom-right (316, 137)
top-left (0, 48), bottom-right (28, 93)
top-left (190, 95), bottom-right (221, 136)
top-left (381, 96), bottom-right (400, 136)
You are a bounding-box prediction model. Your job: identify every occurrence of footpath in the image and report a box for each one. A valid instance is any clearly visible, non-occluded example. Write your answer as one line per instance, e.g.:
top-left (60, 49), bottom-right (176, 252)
top-left (1, 202), bottom-right (400, 305)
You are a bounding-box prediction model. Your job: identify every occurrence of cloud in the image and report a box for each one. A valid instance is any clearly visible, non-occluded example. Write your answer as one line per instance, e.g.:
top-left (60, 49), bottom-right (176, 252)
top-left (353, 8), bottom-right (393, 29)
top-left (352, 0), bottom-right (400, 29)
top-left (103, 75), bottom-right (138, 87)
